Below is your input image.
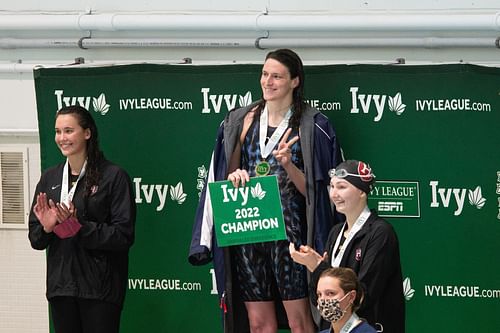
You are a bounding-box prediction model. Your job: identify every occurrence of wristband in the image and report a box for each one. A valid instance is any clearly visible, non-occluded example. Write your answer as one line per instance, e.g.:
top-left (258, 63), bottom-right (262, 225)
top-left (53, 217), bottom-right (82, 239)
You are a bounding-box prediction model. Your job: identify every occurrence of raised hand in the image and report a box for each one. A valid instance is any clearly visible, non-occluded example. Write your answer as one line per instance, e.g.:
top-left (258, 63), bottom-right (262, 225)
top-left (273, 128), bottom-right (299, 167)
top-left (33, 193), bottom-right (59, 233)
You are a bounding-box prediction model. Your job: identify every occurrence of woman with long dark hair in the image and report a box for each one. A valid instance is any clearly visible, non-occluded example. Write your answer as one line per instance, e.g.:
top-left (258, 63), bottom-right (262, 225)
top-left (189, 49), bottom-right (343, 332)
top-left (29, 105), bottom-right (136, 333)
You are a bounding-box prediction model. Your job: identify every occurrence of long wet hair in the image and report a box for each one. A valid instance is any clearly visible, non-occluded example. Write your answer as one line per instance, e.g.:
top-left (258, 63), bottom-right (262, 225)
top-left (258, 48), bottom-right (306, 129)
top-left (319, 267), bottom-right (364, 311)
top-left (56, 105), bottom-right (105, 197)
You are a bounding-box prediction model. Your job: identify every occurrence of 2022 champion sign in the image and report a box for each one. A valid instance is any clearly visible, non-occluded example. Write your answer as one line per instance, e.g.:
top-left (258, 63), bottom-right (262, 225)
top-left (208, 175), bottom-right (286, 247)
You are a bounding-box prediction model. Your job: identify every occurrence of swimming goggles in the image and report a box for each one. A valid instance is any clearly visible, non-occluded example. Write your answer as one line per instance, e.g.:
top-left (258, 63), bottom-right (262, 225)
top-left (328, 168), bottom-right (376, 179)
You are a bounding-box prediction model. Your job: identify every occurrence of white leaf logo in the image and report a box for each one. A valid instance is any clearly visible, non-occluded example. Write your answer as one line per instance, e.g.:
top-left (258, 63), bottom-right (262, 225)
top-left (239, 91), bottom-right (253, 107)
top-left (250, 182), bottom-right (266, 200)
top-left (197, 165), bottom-right (208, 179)
top-left (170, 182), bottom-right (187, 204)
top-left (403, 277), bottom-right (415, 301)
top-left (388, 92), bottom-right (406, 115)
top-left (92, 93), bottom-right (110, 115)
top-left (468, 186), bottom-right (486, 209)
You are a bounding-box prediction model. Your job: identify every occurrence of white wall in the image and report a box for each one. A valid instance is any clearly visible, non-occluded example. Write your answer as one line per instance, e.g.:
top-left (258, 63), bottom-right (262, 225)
top-left (0, 1), bottom-right (499, 332)
top-left (0, 75), bottom-right (39, 131)
top-left (3, 0), bottom-right (500, 11)
top-left (0, 136), bottom-right (46, 333)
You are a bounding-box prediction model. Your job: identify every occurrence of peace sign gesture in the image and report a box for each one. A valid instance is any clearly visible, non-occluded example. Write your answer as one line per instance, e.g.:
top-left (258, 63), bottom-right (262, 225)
top-left (273, 128), bottom-right (299, 167)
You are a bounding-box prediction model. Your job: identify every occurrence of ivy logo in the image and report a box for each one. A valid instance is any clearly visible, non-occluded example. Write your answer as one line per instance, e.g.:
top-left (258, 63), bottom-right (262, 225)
top-left (93, 93), bottom-right (111, 115)
top-left (133, 178), bottom-right (186, 211)
top-left (251, 182), bottom-right (266, 200)
top-left (468, 186), bottom-right (486, 209)
top-left (239, 91), bottom-right (253, 107)
top-left (170, 182), bottom-right (187, 204)
top-left (197, 165), bottom-right (208, 179)
top-left (55, 89), bottom-right (110, 114)
top-left (201, 88), bottom-right (253, 114)
top-left (388, 92), bottom-right (406, 115)
top-left (403, 277), bottom-right (415, 301)
top-left (430, 181), bottom-right (488, 216)
top-left (350, 87), bottom-right (406, 122)
top-left (196, 165), bottom-right (208, 197)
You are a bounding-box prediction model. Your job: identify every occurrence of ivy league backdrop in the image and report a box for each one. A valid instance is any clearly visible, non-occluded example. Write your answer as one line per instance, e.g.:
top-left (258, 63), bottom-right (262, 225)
top-left (34, 63), bottom-right (500, 332)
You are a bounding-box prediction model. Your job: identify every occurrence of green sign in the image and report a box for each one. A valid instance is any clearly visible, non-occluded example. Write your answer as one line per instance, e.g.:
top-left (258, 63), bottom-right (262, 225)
top-left (368, 181), bottom-right (421, 217)
top-left (33, 63), bottom-right (500, 333)
top-left (208, 175), bottom-right (286, 246)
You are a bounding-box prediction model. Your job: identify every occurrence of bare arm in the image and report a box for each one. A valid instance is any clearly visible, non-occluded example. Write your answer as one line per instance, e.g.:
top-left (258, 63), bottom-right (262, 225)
top-left (227, 108), bottom-right (256, 186)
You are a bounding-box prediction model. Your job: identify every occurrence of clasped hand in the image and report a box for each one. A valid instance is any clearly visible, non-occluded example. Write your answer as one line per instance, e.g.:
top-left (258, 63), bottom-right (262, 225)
top-left (33, 192), bottom-right (77, 233)
top-left (288, 242), bottom-right (327, 273)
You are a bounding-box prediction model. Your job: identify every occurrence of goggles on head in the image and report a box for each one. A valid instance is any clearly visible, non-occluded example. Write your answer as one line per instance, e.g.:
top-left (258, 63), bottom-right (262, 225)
top-left (328, 168), bottom-right (376, 179)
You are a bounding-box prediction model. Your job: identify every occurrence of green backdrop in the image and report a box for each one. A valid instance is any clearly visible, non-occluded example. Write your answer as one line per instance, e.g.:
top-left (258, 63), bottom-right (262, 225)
top-left (34, 63), bottom-right (500, 332)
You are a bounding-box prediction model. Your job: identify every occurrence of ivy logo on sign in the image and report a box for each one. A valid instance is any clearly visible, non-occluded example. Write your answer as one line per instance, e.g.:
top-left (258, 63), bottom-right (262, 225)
top-left (250, 183), bottom-right (266, 200)
top-left (196, 165), bottom-right (208, 198)
top-left (133, 178), bottom-right (187, 212)
top-left (201, 88), bottom-right (253, 114)
top-left (55, 90), bottom-right (110, 115)
top-left (403, 277), bottom-right (415, 301)
top-left (430, 181), bottom-right (487, 216)
top-left (350, 87), bottom-right (406, 122)
top-left (92, 93), bottom-right (111, 115)
top-left (388, 92), bottom-right (406, 115)
top-left (208, 175), bottom-right (286, 247)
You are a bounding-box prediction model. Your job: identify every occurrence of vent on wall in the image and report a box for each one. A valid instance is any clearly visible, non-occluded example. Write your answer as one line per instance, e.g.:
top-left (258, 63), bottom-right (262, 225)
top-left (0, 147), bottom-right (29, 229)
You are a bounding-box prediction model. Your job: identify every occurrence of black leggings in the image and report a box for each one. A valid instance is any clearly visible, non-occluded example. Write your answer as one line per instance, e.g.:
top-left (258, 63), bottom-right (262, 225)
top-left (50, 296), bottom-right (122, 333)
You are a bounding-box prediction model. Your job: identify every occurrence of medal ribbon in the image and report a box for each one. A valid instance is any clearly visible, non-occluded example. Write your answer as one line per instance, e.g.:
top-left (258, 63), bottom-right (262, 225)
top-left (331, 206), bottom-right (371, 267)
top-left (259, 104), bottom-right (292, 159)
top-left (340, 313), bottom-right (361, 333)
top-left (60, 159), bottom-right (87, 206)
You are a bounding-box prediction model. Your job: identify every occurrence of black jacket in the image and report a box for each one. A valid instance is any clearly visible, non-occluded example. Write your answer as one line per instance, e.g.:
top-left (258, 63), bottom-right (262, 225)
top-left (28, 159), bottom-right (136, 308)
top-left (311, 210), bottom-right (405, 333)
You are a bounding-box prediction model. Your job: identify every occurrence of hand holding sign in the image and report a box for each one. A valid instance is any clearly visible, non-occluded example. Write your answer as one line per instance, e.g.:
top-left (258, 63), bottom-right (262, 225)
top-left (209, 175), bottom-right (286, 247)
top-left (228, 168), bottom-right (251, 187)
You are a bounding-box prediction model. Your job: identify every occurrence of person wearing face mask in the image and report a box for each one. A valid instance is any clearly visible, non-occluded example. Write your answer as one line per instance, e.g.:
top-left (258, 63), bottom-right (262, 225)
top-left (317, 267), bottom-right (377, 333)
top-left (290, 160), bottom-right (405, 333)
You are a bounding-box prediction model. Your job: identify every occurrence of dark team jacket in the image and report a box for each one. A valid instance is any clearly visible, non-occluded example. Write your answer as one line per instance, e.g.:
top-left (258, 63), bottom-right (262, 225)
top-left (28, 159), bottom-right (136, 308)
top-left (311, 210), bottom-right (406, 333)
top-left (189, 101), bottom-right (342, 332)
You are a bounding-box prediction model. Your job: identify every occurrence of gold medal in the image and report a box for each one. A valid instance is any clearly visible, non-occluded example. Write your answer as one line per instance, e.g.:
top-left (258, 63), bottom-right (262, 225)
top-left (255, 161), bottom-right (270, 177)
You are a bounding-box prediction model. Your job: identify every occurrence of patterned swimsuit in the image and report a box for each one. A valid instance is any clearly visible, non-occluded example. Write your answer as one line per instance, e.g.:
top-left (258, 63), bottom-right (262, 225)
top-left (234, 117), bottom-right (309, 301)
